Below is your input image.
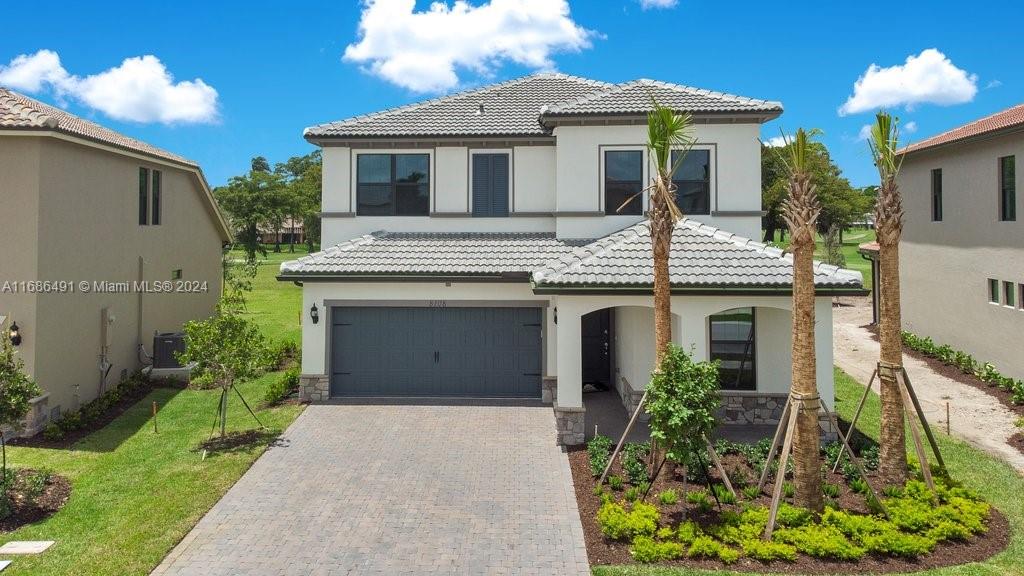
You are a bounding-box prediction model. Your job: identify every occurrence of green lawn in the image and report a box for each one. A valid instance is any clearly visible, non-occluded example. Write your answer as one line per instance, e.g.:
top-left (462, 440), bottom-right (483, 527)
top-left (766, 228), bottom-right (876, 291)
top-left (594, 367), bottom-right (1024, 576)
top-left (1, 248), bottom-right (308, 575)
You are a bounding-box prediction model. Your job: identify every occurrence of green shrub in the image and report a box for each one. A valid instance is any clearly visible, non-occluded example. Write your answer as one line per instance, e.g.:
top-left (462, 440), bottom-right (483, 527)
top-left (742, 485), bottom-right (761, 500)
top-left (686, 535), bottom-right (722, 559)
top-left (676, 520), bottom-right (701, 545)
top-left (630, 536), bottom-right (684, 563)
top-left (658, 489), bottom-right (678, 505)
top-left (782, 482), bottom-right (795, 498)
top-left (645, 344), bottom-right (721, 464)
top-left (587, 435), bottom-right (613, 477)
top-left (742, 539), bottom-right (797, 562)
top-left (822, 482), bottom-right (840, 498)
top-left (656, 526), bottom-right (675, 540)
top-left (622, 442), bottom-right (650, 485)
top-left (863, 530), bottom-right (936, 558)
top-left (596, 501), bottom-right (659, 540)
top-left (774, 525), bottom-right (865, 561)
top-left (624, 486), bottom-right (640, 503)
top-left (20, 468), bottom-right (51, 501)
top-left (0, 494), bottom-right (11, 521)
top-left (42, 423), bottom-right (64, 442)
top-left (608, 475), bottom-right (624, 491)
top-left (263, 367), bottom-right (300, 405)
top-left (717, 545), bottom-right (741, 564)
top-left (592, 484), bottom-right (605, 497)
top-left (926, 520), bottom-right (972, 542)
top-left (713, 484), bottom-right (738, 505)
top-left (776, 504), bottom-right (813, 528)
top-left (686, 489), bottom-right (713, 512)
top-left (849, 477), bottom-right (869, 495)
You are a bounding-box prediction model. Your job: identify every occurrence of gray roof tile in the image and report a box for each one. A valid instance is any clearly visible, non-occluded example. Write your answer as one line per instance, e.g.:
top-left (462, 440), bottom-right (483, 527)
top-left (531, 219), bottom-right (862, 289)
top-left (0, 88), bottom-right (196, 166)
top-left (279, 231), bottom-right (586, 277)
top-left (543, 79), bottom-right (783, 116)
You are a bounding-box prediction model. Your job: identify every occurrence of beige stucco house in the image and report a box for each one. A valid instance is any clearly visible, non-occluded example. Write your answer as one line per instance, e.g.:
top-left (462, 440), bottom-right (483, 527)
top-left (281, 74), bottom-right (865, 444)
top-left (898, 104), bottom-right (1023, 380)
top-left (0, 88), bottom-right (231, 435)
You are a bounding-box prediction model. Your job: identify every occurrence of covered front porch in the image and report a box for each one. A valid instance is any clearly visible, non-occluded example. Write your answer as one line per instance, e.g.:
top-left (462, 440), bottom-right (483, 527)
top-left (547, 294), bottom-right (837, 445)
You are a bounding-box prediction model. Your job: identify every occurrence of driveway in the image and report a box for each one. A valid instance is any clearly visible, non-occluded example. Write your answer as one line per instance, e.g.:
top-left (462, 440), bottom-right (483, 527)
top-left (153, 402), bottom-right (590, 575)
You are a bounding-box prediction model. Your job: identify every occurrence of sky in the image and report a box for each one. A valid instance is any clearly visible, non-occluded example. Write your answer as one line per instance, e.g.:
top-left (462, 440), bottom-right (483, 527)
top-left (1, 0), bottom-right (1021, 188)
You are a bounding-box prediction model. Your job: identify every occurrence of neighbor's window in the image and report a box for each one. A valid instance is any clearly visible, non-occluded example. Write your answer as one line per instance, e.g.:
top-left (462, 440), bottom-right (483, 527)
top-left (356, 154), bottom-right (430, 216)
top-left (672, 149), bottom-right (711, 215)
top-left (1020, 284), bottom-right (1024, 310)
top-left (138, 167), bottom-right (149, 225)
top-left (151, 169), bottom-right (162, 225)
top-left (1004, 281), bottom-right (1016, 307)
top-left (931, 168), bottom-right (943, 221)
top-left (172, 269), bottom-right (182, 280)
top-left (709, 308), bottom-right (756, 391)
top-left (989, 278), bottom-right (1000, 303)
top-left (604, 150), bottom-right (643, 215)
top-left (1000, 155), bottom-right (1016, 221)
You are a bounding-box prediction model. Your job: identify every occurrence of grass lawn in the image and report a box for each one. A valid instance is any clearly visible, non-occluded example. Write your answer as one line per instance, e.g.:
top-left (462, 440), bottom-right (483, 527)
top-left (766, 228), bottom-right (876, 291)
top-left (593, 367), bottom-right (1024, 576)
top-left (1, 246), bottom-right (308, 575)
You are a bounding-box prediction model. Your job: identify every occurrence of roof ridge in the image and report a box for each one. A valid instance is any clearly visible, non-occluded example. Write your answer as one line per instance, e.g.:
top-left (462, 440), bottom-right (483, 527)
top-left (304, 73), bottom-right (612, 136)
top-left (543, 78), bottom-right (781, 115)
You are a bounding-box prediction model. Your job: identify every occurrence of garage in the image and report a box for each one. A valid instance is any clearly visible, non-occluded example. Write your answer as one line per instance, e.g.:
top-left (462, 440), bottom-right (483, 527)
top-left (329, 306), bottom-right (543, 398)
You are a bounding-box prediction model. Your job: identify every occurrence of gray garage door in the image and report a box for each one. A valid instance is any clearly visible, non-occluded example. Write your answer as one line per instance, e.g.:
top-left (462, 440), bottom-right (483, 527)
top-left (330, 306), bottom-right (542, 398)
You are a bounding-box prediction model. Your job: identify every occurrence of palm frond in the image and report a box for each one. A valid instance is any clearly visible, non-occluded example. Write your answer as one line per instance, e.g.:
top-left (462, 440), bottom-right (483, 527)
top-left (868, 111), bottom-right (903, 181)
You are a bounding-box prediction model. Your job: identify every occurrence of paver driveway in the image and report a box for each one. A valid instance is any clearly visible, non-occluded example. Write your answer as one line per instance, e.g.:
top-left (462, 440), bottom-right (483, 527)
top-left (153, 402), bottom-right (590, 575)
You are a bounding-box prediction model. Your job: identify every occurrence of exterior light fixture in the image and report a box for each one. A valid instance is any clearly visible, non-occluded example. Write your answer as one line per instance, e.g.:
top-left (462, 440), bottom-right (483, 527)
top-left (310, 304), bottom-right (319, 324)
top-left (9, 321), bottom-right (22, 346)
top-left (553, 307), bottom-right (557, 325)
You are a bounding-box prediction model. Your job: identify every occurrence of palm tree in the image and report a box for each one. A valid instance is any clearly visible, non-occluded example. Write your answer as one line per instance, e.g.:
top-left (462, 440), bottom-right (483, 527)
top-left (777, 128), bottom-right (824, 512)
top-left (643, 99), bottom-right (694, 364)
top-left (868, 111), bottom-right (907, 484)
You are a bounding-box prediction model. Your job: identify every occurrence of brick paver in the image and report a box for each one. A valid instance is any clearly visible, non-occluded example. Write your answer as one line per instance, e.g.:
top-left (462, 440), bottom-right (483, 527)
top-left (152, 403), bottom-right (590, 575)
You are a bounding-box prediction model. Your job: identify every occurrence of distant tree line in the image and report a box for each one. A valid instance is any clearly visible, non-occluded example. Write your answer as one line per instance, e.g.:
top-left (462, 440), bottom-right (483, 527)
top-left (214, 152), bottom-right (322, 261)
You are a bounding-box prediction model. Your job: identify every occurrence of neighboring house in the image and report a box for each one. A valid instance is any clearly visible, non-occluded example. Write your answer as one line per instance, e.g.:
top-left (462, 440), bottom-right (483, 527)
top-left (0, 88), bottom-right (230, 435)
top-left (258, 218), bottom-right (305, 246)
top-left (280, 74), bottom-right (864, 444)
top-left (897, 104), bottom-right (1024, 381)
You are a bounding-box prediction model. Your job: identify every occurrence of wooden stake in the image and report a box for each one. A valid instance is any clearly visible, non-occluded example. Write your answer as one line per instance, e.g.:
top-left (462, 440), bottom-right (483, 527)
top-left (765, 400), bottom-right (800, 540)
top-left (894, 369), bottom-right (935, 491)
top-left (757, 397), bottom-right (792, 492)
top-left (946, 402), bottom-right (950, 435)
top-left (152, 401), bottom-right (158, 434)
top-left (832, 368), bottom-right (876, 473)
top-left (820, 400), bottom-right (887, 517)
top-left (599, 386), bottom-right (649, 486)
top-left (900, 367), bottom-right (947, 472)
top-left (703, 435), bottom-right (737, 498)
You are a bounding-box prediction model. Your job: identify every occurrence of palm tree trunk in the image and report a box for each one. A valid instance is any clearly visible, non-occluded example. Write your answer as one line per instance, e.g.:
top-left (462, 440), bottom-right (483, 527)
top-left (649, 177), bottom-right (675, 480)
top-left (877, 223), bottom-right (907, 484)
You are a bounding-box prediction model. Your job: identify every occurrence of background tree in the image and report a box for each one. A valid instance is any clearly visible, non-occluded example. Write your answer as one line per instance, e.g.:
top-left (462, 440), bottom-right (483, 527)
top-left (777, 128), bottom-right (824, 512)
top-left (0, 337), bottom-right (42, 481)
top-left (214, 158), bottom-right (288, 262)
top-left (868, 111), bottom-right (908, 484)
top-left (275, 151), bottom-right (322, 253)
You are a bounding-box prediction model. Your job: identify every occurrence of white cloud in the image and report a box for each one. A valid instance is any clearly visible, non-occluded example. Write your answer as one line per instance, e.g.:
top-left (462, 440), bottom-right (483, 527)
top-left (985, 79), bottom-right (1002, 89)
top-left (764, 135), bottom-right (792, 147)
top-left (857, 124), bottom-right (874, 141)
top-left (903, 120), bottom-right (918, 134)
top-left (343, 0), bottom-right (595, 93)
top-left (639, 0), bottom-right (678, 8)
top-left (838, 48), bottom-right (977, 116)
top-left (0, 49), bottom-right (218, 124)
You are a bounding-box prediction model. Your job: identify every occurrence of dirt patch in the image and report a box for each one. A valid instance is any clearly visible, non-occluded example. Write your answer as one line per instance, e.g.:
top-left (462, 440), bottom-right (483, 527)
top-left (1010, 432), bottom-right (1024, 457)
top-left (196, 429), bottom-right (282, 456)
top-left (568, 447), bottom-right (1010, 573)
top-left (0, 468), bottom-right (72, 533)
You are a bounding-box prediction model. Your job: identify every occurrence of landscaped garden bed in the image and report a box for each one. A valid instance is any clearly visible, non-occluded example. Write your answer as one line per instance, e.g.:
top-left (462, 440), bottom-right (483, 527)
top-left (570, 433), bottom-right (1010, 573)
top-left (0, 468), bottom-right (70, 533)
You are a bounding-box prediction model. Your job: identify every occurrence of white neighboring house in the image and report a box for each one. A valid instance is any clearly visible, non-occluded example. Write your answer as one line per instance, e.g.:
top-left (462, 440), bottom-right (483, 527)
top-left (279, 74), bottom-right (864, 444)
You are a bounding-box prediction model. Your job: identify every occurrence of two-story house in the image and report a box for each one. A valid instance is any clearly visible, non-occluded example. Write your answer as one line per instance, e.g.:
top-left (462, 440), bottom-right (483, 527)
top-left (0, 88), bottom-right (229, 435)
top-left (280, 74), bottom-right (864, 444)
top-left (897, 104), bottom-right (1023, 381)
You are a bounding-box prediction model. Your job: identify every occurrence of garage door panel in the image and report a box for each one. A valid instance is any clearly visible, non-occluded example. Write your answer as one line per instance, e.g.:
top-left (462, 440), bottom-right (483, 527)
top-left (330, 306), bottom-right (541, 398)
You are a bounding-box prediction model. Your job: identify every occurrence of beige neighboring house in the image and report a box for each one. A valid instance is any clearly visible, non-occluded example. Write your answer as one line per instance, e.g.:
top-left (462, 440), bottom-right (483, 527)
top-left (0, 88), bottom-right (230, 435)
top-left (897, 104), bottom-right (1024, 380)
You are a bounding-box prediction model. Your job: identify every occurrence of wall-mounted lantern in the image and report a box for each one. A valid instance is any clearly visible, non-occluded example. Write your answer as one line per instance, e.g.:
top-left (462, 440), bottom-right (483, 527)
top-left (553, 307), bottom-right (557, 325)
top-left (9, 321), bottom-right (22, 346)
top-left (310, 304), bottom-right (319, 324)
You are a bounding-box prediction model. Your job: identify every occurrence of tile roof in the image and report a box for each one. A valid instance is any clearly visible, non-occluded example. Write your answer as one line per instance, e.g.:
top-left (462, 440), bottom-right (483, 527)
top-left (542, 79), bottom-right (783, 117)
top-left (531, 219), bottom-right (863, 290)
top-left (304, 73), bottom-right (611, 139)
top-left (0, 88), bottom-right (196, 166)
top-left (900, 103), bottom-right (1024, 156)
top-left (304, 74), bottom-right (782, 140)
top-left (278, 231), bottom-right (587, 277)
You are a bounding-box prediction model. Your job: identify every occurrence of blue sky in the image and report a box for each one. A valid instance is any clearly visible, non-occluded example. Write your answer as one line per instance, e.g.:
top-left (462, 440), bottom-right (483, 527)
top-left (1, 0), bottom-right (1020, 187)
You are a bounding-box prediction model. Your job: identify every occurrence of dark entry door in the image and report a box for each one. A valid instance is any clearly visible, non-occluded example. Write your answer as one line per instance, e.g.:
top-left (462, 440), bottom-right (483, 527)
top-left (330, 306), bottom-right (541, 398)
top-left (581, 309), bottom-right (611, 388)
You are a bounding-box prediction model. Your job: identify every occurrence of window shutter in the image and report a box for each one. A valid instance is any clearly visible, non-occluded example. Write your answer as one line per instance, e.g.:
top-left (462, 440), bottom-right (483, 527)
top-left (491, 154), bottom-right (509, 216)
top-left (472, 154), bottom-right (492, 216)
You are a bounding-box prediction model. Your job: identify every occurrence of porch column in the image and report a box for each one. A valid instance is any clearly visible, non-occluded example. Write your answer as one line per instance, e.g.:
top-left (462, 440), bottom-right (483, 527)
top-left (553, 301), bottom-right (585, 445)
top-left (814, 297), bottom-right (835, 410)
top-left (677, 305), bottom-right (708, 361)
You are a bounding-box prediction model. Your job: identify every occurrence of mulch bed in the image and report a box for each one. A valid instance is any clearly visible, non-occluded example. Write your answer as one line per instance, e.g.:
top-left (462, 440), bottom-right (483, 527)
top-left (0, 469), bottom-right (71, 533)
top-left (567, 446), bottom-right (1010, 573)
top-left (1010, 432), bottom-right (1024, 457)
top-left (865, 324), bottom-right (1024, 419)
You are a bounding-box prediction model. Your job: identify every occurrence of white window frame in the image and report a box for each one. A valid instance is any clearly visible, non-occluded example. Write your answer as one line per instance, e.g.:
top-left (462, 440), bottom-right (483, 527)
top-left (667, 144), bottom-right (716, 215)
top-left (350, 149), bottom-right (436, 216)
top-left (600, 145), bottom-right (648, 215)
top-left (468, 148), bottom-right (513, 216)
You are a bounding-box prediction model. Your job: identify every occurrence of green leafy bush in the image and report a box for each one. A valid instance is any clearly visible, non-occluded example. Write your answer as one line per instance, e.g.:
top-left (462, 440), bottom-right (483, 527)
top-left (645, 345), bottom-right (721, 463)
top-left (676, 520), bottom-right (701, 545)
top-left (686, 535), bottom-right (722, 559)
top-left (742, 485), bottom-right (761, 500)
top-left (774, 524), bottom-right (865, 560)
top-left (622, 442), bottom-right (650, 485)
top-left (686, 489), bottom-right (713, 512)
top-left (596, 501), bottom-right (659, 540)
top-left (624, 486), bottom-right (640, 503)
top-left (630, 536), bottom-right (684, 563)
top-left (658, 489), bottom-right (678, 505)
top-left (587, 435), bottom-right (613, 477)
top-left (713, 484), bottom-right (737, 505)
top-left (264, 367), bottom-right (300, 405)
top-left (42, 423), bottom-right (64, 442)
top-left (782, 482), bottom-right (795, 498)
top-left (742, 539), bottom-right (797, 562)
top-left (776, 504), bottom-right (813, 528)
top-left (608, 475), bottom-right (624, 491)
top-left (822, 482), bottom-right (840, 498)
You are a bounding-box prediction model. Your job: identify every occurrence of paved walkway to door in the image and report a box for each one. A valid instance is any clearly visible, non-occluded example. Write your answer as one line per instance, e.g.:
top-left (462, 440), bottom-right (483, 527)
top-left (152, 402), bottom-right (591, 575)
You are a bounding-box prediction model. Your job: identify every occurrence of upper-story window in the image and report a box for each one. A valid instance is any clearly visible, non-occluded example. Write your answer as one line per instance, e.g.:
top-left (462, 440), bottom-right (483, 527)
top-left (931, 168), bottom-right (943, 222)
top-left (356, 153), bottom-right (430, 216)
top-left (604, 149), bottom-right (643, 215)
top-left (138, 167), bottom-right (149, 225)
top-left (151, 169), bottom-right (162, 225)
top-left (671, 149), bottom-right (711, 215)
top-left (471, 152), bottom-right (510, 217)
top-left (999, 155), bottom-right (1016, 221)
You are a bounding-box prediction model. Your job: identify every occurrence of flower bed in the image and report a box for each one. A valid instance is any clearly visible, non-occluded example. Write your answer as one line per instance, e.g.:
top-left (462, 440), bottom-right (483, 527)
top-left (570, 436), bottom-right (1009, 573)
top-left (0, 467), bottom-right (71, 533)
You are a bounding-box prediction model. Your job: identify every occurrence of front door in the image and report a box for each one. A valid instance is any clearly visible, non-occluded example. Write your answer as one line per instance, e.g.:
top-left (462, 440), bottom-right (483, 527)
top-left (581, 309), bottom-right (611, 389)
